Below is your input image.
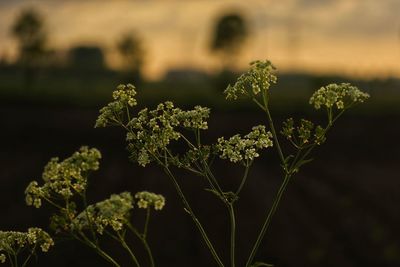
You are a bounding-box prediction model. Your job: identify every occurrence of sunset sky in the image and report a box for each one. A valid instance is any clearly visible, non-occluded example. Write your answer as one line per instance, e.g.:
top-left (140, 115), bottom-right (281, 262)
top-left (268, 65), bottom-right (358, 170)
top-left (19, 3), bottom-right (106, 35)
top-left (0, 0), bottom-right (399, 80)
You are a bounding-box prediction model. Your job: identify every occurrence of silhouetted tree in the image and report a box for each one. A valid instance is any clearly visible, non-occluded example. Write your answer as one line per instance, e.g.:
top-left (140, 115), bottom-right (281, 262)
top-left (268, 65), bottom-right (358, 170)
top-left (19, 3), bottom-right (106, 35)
top-left (210, 13), bottom-right (248, 69)
top-left (11, 8), bottom-right (48, 89)
top-left (117, 32), bottom-right (145, 84)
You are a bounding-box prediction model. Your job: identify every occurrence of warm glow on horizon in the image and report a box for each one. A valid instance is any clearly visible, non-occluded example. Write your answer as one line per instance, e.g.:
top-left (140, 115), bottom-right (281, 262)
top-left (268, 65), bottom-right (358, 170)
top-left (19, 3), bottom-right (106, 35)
top-left (1, 0), bottom-right (399, 80)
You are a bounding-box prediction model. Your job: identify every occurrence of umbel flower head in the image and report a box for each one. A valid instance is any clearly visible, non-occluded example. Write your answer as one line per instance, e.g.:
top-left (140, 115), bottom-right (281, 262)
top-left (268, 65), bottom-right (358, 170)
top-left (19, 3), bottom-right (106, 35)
top-left (309, 83), bottom-right (369, 110)
top-left (0, 228), bottom-right (54, 264)
top-left (281, 118), bottom-right (326, 146)
top-left (135, 191), bottom-right (166, 210)
top-left (224, 60), bottom-right (277, 100)
top-left (25, 147), bottom-right (101, 208)
top-left (95, 84), bottom-right (137, 128)
top-left (72, 192), bottom-right (134, 234)
top-left (216, 125), bottom-right (273, 163)
top-left (126, 101), bottom-right (210, 166)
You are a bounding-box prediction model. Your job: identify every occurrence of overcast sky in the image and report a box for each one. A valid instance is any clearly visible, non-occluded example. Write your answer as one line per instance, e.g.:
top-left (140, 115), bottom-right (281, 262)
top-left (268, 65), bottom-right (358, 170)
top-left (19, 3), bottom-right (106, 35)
top-left (1, 0), bottom-right (399, 79)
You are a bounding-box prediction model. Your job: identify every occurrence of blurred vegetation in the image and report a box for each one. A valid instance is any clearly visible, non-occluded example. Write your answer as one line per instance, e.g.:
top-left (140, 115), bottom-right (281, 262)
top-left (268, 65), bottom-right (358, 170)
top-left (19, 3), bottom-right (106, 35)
top-left (116, 31), bottom-right (145, 86)
top-left (2, 7), bottom-right (398, 116)
top-left (210, 12), bottom-right (248, 69)
top-left (1, 60), bottom-right (399, 117)
top-left (11, 7), bottom-right (50, 90)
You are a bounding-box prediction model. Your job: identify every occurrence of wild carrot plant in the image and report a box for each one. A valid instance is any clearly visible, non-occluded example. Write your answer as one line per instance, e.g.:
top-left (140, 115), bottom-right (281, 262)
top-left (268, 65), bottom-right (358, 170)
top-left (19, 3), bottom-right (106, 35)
top-left (0, 60), bottom-right (369, 266)
top-left (94, 60), bottom-right (369, 267)
top-left (7, 147), bottom-right (164, 267)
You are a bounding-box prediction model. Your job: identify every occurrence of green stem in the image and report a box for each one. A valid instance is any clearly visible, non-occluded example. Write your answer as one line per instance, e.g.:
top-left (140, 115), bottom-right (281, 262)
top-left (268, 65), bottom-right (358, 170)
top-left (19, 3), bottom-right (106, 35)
top-left (252, 98), bottom-right (266, 111)
top-left (202, 161), bottom-right (224, 196)
top-left (82, 190), bottom-right (99, 245)
top-left (180, 134), bottom-right (197, 150)
top-left (7, 252), bottom-right (15, 267)
top-left (245, 106), bottom-right (348, 266)
top-left (182, 132), bottom-right (225, 198)
top-left (42, 196), bottom-right (63, 210)
top-left (245, 174), bottom-right (291, 267)
top-left (21, 245), bottom-right (36, 267)
top-left (235, 163), bottom-right (251, 195)
top-left (258, 90), bottom-right (286, 169)
top-left (264, 106), bottom-right (286, 167)
top-left (117, 232), bottom-right (140, 267)
top-left (143, 208), bottom-right (151, 239)
top-left (161, 164), bottom-right (224, 267)
top-left (13, 252), bottom-right (18, 267)
top-left (125, 105), bottom-right (131, 124)
top-left (141, 236), bottom-right (155, 267)
top-left (127, 224), bottom-right (155, 267)
top-left (78, 232), bottom-right (121, 267)
top-left (228, 203), bottom-right (236, 267)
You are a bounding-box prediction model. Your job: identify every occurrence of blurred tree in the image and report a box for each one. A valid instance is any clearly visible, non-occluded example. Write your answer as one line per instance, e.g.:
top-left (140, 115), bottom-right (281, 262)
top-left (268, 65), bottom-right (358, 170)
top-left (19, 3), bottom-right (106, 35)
top-left (210, 13), bottom-right (249, 69)
top-left (117, 32), bottom-right (145, 85)
top-left (11, 8), bottom-right (48, 89)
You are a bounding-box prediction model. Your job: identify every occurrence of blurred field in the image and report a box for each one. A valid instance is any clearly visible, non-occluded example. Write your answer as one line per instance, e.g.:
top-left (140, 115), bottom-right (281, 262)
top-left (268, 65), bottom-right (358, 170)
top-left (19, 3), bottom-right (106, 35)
top-left (0, 72), bottom-right (399, 266)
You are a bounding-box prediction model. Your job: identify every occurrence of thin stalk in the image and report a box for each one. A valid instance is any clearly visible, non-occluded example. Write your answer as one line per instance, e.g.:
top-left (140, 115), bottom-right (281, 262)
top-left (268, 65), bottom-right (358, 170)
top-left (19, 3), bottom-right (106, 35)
top-left (143, 208), bottom-right (151, 239)
top-left (328, 108), bottom-right (333, 125)
top-left (228, 203), bottom-right (236, 267)
top-left (159, 163), bottom-right (224, 267)
top-left (82, 190), bottom-right (99, 245)
top-left (156, 149), bottom-right (221, 263)
top-left (7, 252), bottom-right (15, 267)
top-left (21, 245), bottom-right (36, 267)
top-left (117, 232), bottom-right (140, 267)
top-left (263, 104), bottom-right (286, 167)
top-left (141, 238), bottom-right (155, 267)
top-left (195, 128), bottom-right (201, 147)
top-left (202, 160), bottom-right (224, 196)
top-left (182, 132), bottom-right (224, 196)
top-left (125, 105), bottom-right (131, 123)
top-left (235, 163), bottom-right (251, 195)
top-left (245, 174), bottom-right (291, 267)
top-left (183, 165), bottom-right (204, 176)
top-left (252, 98), bottom-right (266, 111)
top-left (127, 224), bottom-right (155, 267)
top-left (42, 196), bottom-right (63, 210)
top-left (78, 232), bottom-right (121, 267)
top-left (13, 252), bottom-right (18, 267)
top-left (245, 107), bottom-right (348, 266)
top-left (94, 247), bottom-right (121, 267)
top-left (180, 134), bottom-right (197, 150)
top-left (288, 148), bottom-right (303, 173)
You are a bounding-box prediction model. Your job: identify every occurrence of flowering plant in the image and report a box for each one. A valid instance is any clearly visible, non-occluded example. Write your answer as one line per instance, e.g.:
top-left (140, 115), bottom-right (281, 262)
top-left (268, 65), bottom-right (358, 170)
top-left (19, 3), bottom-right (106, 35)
top-left (0, 60), bottom-right (369, 266)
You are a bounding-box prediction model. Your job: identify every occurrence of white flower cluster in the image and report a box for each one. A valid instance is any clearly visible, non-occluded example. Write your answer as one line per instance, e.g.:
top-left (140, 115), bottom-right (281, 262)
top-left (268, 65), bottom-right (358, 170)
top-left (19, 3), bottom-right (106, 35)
top-left (112, 84), bottom-right (137, 107)
top-left (216, 125), bottom-right (273, 163)
top-left (95, 84), bottom-right (137, 128)
top-left (309, 83), bottom-right (369, 110)
top-left (126, 101), bottom-right (210, 166)
top-left (177, 105), bottom-right (210, 130)
top-left (0, 228), bottom-right (54, 264)
top-left (224, 60), bottom-right (277, 100)
top-left (135, 191), bottom-right (166, 211)
top-left (25, 147), bottom-right (101, 208)
top-left (72, 192), bottom-right (133, 234)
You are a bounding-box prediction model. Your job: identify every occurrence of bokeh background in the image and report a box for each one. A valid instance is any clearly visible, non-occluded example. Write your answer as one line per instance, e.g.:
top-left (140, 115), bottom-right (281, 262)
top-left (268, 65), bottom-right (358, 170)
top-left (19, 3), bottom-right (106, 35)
top-left (0, 0), bottom-right (399, 266)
